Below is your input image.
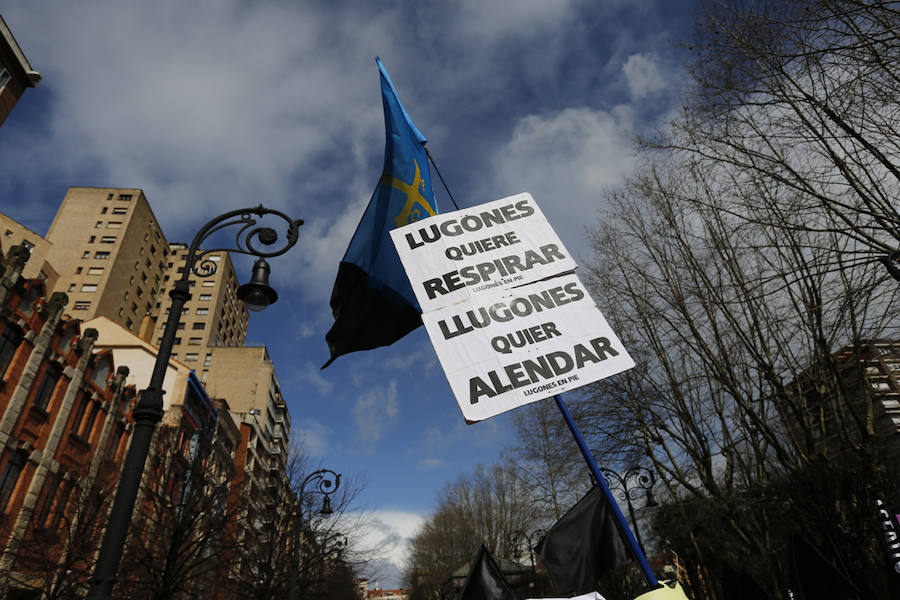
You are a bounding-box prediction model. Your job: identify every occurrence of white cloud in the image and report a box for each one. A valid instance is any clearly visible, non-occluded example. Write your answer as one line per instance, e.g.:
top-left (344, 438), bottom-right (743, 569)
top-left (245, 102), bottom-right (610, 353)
top-left (492, 106), bottom-right (638, 259)
top-left (623, 52), bottom-right (666, 99)
top-left (354, 380), bottom-right (399, 452)
top-left (352, 509), bottom-right (427, 587)
top-left (292, 418), bottom-right (331, 457)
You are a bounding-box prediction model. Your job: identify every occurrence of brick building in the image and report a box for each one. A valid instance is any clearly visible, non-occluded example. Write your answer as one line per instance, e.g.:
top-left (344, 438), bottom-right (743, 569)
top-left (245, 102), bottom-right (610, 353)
top-left (0, 244), bottom-right (136, 598)
top-left (0, 15), bottom-right (40, 127)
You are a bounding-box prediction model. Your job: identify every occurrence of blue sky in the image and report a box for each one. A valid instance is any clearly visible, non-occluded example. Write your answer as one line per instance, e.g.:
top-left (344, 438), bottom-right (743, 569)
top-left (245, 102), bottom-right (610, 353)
top-left (0, 0), bottom-right (695, 587)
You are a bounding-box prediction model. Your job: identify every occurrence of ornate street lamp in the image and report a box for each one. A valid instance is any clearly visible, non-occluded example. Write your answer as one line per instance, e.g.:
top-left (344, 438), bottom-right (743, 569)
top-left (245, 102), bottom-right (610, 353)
top-left (290, 468), bottom-right (342, 600)
top-left (508, 529), bottom-right (547, 572)
top-left (600, 466), bottom-right (658, 555)
top-left (87, 207), bottom-right (302, 600)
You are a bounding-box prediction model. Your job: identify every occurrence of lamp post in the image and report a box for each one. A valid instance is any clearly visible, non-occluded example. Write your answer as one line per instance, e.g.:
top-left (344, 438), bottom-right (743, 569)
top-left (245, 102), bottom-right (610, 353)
top-left (508, 529), bottom-right (546, 572)
top-left (86, 207), bottom-right (302, 600)
top-left (290, 468), bottom-right (342, 600)
top-left (599, 466), bottom-right (657, 555)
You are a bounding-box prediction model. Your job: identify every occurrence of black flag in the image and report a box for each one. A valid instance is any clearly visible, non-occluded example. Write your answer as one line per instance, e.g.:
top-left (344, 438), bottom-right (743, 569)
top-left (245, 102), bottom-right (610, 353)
top-left (536, 485), bottom-right (631, 596)
top-left (721, 563), bottom-right (774, 600)
top-left (789, 533), bottom-right (870, 600)
top-left (457, 544), bottom-right (517, 600)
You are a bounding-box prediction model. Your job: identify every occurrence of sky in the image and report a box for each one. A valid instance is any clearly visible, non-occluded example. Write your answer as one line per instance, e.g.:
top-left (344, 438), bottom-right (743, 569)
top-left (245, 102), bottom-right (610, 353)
top-left (0, 0), bottom-right (696, 588)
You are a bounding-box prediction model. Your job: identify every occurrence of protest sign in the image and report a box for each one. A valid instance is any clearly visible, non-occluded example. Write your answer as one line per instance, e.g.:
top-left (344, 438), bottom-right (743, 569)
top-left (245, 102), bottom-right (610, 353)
top-left (390, 192), bottom-right (577, 312)
top-left (422, 273), bottom-right (634, 422)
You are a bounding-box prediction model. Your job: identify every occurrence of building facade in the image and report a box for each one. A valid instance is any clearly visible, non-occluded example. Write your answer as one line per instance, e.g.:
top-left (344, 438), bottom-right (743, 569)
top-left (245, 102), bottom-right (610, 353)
top-left (0, 244), bottom-right (137, 599)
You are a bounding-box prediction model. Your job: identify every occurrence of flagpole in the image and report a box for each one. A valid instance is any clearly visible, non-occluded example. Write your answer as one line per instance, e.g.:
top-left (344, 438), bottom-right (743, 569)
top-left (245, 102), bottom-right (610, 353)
top-left (553, 394), bottom-right (659, 589)
top-left (424, 145), bottom-right (461, 211)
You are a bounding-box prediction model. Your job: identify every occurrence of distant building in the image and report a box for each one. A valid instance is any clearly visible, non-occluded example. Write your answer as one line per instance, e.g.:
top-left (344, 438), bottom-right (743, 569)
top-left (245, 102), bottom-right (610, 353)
top-left (0, 15), bottom-right (40, 127)
top-left (368, 588), bottom-right (410, 600)
top-left (150, 244), bottom-right (248, 355)
top-left (785, 340), bottom-right (900, 457)
top-left (201, 346), bottom-right (290, 463)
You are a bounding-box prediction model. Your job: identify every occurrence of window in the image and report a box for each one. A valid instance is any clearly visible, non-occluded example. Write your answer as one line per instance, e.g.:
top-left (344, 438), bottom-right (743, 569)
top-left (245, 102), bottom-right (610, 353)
top-left (126, 318), bottom-right (133, 329)
top-left (2, 230), bottom-right (10, 238)
top-left (107, 222), bottom-right (122, 229)
top-left (118, 194), bottom-right (132, 202)
top-left (150, 245), bottom-right (156, 254)
top-left (0, 325), bottom-right (23, 379)
top-left (81, 284), bottom-right (98, 293)
top-left (73, 301), bottom-right (90, 310)
top-left (112, 206), bottom-right (128, 215)
top-left (204, 353), bottom-right (212, 366)
top-left (33, 362), bottom-right (62, 411)
top-left (192, 322), bottom-right (206, 330)
top-left (188, 337), bottom-right (202, 345)
top-left (136, 287), bottom-right (143, 297)
top-left (75, 267), bottom-right (83, 274)
top-left (100, 207), bottom-right (108, 214)
top-left (199, 294), bottom-right (212, 301)
top-left (95, 221), bottom-right (103, 228)
top-left (68, 284), bottom-right (76, 292)
top-left (131, 302), bottom-right (137, 313)
top-left (196, 308), bottom-right (209, 315)
top-left (81, 402), bottom-right (102, 439)
top-left (70, 397), bottom-right (89, 434)
top-left (88, 236), bottom-right (96, 243)
top-left (82, 251), bottom-right (91, 259)
top-left (95, 251), bottom-right (110, 260)
top-left (22, 240), bottom-right (34, 255)
top-left (100, 236), bottom-right (116, 244)
top-left (174, 337), bottom-right (182, 345)
top-left (0, 451), bottom-right (27, 512)
top-left (107, 423), bottom-right (126, 459)
top-left (184, 353), bottom-right (199, 361)
top-left (0, 67), bottom-right (10, 93)
top-left (87, 267), bottom-right (104, 275)
top-left (47, 477), bottom-right (76, 529)
top-left (202, 280), bottom-right (215, 287)
top-left (209, 255), bottom-right (221, 262)
top-left (176, 322), bottom-right (185, 330)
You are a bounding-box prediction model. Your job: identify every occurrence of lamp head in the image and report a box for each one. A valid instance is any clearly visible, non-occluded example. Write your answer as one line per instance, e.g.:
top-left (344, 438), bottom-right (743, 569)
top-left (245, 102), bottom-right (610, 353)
top-left (237, 258), bottom-right (278, 311)
top-left (319, 495), bottom-right (334, 516)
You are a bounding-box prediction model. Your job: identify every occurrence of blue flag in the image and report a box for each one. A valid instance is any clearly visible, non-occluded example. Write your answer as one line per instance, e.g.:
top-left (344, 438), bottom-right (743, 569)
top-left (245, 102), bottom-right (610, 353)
top-left (323, 58), bottom-right (438, 368)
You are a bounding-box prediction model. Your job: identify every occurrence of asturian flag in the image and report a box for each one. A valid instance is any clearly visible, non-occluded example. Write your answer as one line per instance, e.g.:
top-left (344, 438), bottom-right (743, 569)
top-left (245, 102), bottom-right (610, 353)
top-left (323, 57), bottom-right (438, 368)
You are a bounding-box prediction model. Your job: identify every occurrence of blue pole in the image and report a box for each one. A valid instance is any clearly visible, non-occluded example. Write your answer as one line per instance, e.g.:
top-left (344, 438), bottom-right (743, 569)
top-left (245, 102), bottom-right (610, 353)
top-left (553, 394), bottom-right (659, 588)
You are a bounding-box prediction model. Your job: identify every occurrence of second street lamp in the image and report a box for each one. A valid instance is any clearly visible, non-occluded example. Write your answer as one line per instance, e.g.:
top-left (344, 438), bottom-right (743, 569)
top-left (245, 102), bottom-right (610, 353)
top-left (600, 466), bottom-right (657, 555)
top-left (507, 529), bottom-right (546, 572)
top-left (290, 468), bottom-right (342, 600)
top-left (87, 206), bottom-right (302, 600)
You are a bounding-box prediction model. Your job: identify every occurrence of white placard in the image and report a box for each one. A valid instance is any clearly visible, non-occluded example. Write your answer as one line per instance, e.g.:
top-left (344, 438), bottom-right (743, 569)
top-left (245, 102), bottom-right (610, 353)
top-left (422, 273), bottom-right (634, 423)
top-left (390, 192), bottom-right (578, 313)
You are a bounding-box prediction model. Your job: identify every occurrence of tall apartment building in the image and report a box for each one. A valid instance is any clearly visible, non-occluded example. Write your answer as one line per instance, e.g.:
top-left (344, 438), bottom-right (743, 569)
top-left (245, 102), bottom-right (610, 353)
top-left (151, 244), bottom-right (248, 358)
top-left (44, 187), bottom-right (169, 335)
top-left (202, 346), bottom-right (290, 461)
top-left (0, 15), bottom-right (40, 127)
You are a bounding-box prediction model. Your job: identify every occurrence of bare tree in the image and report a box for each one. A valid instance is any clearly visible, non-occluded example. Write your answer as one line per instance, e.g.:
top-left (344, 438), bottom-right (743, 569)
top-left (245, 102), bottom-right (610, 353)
top-left (660, 0), bottom-right (900, 273)
top-left (404, 462), bottom-right (541, 599)
top-left (583, 148), bottom-right (900, 597)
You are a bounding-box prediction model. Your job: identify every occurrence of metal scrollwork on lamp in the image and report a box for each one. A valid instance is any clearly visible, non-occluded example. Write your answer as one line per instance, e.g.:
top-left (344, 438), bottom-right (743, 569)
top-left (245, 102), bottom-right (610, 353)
top-left (600, 466), bottom-right (657, 554)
